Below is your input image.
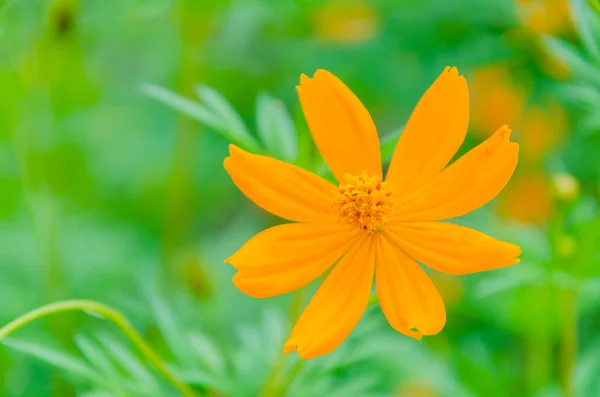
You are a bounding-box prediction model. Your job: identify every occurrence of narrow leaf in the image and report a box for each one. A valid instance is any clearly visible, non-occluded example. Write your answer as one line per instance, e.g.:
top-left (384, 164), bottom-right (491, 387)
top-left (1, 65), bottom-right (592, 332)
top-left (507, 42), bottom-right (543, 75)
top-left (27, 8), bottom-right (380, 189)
top-left (196, 85), bottom-right (260, 151)
top-left (256, 92), bottom-right (298, 162)
top-left (543, 36), bottom-right (600, 86)
top-left (3, 338), bottom-right (102, 383)
top-left (142, 84), bottom-right (222, 130)
top-left (569, 0), bottom-right (600, 62)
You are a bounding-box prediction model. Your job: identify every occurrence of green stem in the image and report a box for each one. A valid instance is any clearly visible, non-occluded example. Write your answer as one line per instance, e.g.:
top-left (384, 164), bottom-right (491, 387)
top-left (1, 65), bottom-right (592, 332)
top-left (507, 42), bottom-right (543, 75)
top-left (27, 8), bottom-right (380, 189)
top-left (282, 359), bottom-right (305, 392)
top-left (260, 357), bottom-right (305, 397)
top-left (0, 300), bottom-right (199, 397)
top-left (549, 202), bottom-right (577, 397)
top-left (524, 325), bottom-right (551, 394)
top-left (260, 289), bottom-right (308, 397)
top-left (288, 288), bottom-right (306, 324)
top-left (558, 289), bottom-right (577, 397)
top-left (161, 0), bottom-right (206, 276)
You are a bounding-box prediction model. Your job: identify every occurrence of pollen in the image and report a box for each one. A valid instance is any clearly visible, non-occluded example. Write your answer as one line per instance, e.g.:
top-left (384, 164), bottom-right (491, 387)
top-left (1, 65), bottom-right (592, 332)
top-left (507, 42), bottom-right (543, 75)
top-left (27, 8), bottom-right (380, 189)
top-left (333, 171), bottom-right (393, 233)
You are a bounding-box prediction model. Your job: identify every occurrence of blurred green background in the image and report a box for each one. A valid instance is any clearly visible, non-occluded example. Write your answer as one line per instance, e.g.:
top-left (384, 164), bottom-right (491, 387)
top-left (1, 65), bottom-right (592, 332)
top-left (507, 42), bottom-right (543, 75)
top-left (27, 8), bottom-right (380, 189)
top-left (1, 0), bottom-right (600, 396)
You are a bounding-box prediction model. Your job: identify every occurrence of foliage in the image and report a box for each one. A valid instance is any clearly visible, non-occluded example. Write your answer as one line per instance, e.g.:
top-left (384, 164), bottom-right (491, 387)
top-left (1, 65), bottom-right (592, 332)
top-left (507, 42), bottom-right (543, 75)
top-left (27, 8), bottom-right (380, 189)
top-left (1, 0), bottom-right (600, 396)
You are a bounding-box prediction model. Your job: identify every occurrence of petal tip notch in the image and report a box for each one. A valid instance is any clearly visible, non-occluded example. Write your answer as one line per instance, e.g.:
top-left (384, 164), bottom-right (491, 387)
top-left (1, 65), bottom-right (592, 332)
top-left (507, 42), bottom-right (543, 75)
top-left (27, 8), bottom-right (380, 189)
top-left (223, 156), bottom-right (233, 172)
top-left (443, 66), bottom-right (463, 78)
top-left (484, 125), bottom-right (518, 157)
top-left (498, 124), bottom-right (513, 139)
top-left (283, 342), bottom-right (296, 355)
top-left (223, 144), bottom-right (238, 168)
top-left (299, 73), bottom-right (312, 85)
top-left (511, 244), bottom-right (522, 265)
top-left (226, 144), bottom-right (246, 160)
top-left (400, 328), bottom-right (423, 340)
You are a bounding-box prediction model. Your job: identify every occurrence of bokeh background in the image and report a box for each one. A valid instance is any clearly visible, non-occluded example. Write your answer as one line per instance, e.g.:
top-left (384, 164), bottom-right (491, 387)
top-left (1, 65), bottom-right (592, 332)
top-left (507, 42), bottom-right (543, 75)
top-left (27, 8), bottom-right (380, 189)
top-left (1, 0), bottom-right (600, 396)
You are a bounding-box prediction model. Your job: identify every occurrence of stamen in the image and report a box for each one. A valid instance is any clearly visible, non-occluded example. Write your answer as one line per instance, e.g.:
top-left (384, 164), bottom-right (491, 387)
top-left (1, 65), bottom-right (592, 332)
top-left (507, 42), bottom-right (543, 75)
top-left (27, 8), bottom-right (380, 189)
top-left (332, 171), bottom-right (393, 233)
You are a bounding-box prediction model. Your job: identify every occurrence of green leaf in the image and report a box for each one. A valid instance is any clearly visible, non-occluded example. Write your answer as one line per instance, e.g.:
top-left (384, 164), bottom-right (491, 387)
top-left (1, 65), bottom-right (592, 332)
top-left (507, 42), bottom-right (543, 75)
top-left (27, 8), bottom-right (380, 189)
top-left (146, 289), bottom-right (195, 366)
top-left (74, 335), bottom-right (121, 379)
top-left (326, 376), bottom-right (379, 397)
top-left (472, 264), bottom-right (546, 299)
top-left (581, 112), bottom-right (600, 134)
top-left (96, 332), bottom-right (159, 387)
top-left (543, 36), bottom-right (600, 87)
top-left (141, 84), bottom-right (222, 130)
top-left (196, 85), bottom-right (261, 152)
top-left (576, 339), bottom-right (600, 395)
top-left (380, 128), bottom-right (403, 163)
top-left (78, 391), bottom-right (117, 397)
top-left (569, 0), bottom-right (600, 62)
top-left (143, 83), bottom-right (261, 152)
top-left (255, 92), bottom-right (298, 162)
top-left (3, 338), bottom-right (103, 384)
top-left (293, 105), bottom-right (315, 169)
top-left (171, 367), bottom-right (221, 390)
top-left (187, 332), bottom-right (226, 376)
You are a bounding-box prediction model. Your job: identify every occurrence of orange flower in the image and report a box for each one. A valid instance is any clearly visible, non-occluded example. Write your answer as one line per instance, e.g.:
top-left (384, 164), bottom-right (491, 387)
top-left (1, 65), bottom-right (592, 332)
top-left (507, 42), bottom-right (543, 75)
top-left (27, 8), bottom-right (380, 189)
top-left (224, 68), bottom-right (521, 359)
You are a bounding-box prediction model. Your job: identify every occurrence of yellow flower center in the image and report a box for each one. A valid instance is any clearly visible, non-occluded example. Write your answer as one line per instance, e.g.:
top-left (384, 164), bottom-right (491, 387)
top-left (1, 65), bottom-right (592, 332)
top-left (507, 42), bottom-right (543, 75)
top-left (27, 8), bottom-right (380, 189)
top-left (333, 171), bottom-right (393, 233)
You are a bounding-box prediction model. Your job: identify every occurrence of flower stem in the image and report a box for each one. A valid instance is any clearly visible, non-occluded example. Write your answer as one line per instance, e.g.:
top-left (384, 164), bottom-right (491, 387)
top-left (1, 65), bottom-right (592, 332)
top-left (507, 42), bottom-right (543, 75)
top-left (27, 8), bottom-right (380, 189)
top-left (260, 289), bottom-right (307, 397)
top-left (0, 300), bottom-right (199, 397)
top-left (283, 358), bottom-right (305, 391)
top-left (288, 287), bottom-right (306, 324)
top-left (558, 288), bottom-right (577, 397)
top-left (161, 0), bottom-right (206, 276)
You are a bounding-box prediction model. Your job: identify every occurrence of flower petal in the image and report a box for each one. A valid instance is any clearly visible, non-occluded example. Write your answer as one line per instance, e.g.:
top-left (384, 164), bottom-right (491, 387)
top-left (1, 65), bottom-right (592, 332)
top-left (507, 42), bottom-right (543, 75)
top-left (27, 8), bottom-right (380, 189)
top-left (386, 222), bottom-right (521, 275)
top-left (284, 236), bottom-right (375, 359)
top-left (298, 70), bottom-right (381, 182)
top-left (376, 233), bottom-right (446, 339)
top-left (227, 223), bottom-right (357, 298)
top-left (224, 145), bottom-right (338, 223)
top-left (393, 125), bottom-right (519, 222)
top-left (386, 67), bottom-right (469, 195)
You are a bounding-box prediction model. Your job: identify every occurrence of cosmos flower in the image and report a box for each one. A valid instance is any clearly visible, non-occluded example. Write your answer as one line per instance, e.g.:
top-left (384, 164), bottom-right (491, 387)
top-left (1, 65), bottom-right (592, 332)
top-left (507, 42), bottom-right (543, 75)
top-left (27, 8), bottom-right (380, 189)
top-left (224, 67), bottom-right (521, 359)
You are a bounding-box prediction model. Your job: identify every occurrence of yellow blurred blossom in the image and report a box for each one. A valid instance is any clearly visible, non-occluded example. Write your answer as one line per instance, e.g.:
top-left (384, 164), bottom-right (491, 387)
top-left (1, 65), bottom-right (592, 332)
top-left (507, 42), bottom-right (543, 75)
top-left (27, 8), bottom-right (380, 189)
top-left (312, 0), bottom-right (380, 44)
top-left (519, 101), bottom-right (566, 161)
top-left (471, 64), bottom-right (567, 161)
top-left (557, 234), bottom-right (577, 259)
top-left (497, 170), bottom-right (555, 224)
top-left (470, 65), bottom-right (527, 138)
top-left (513, 0), bottom-right (572, 80)
top-left (492, 101), bottom-right (568, 223)
top-left (395, 379), bottom-right (437, 397)
top-left (517, 0), bottom-right (573, 35)
top-left (551, 172), bottom-right (580, 202)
